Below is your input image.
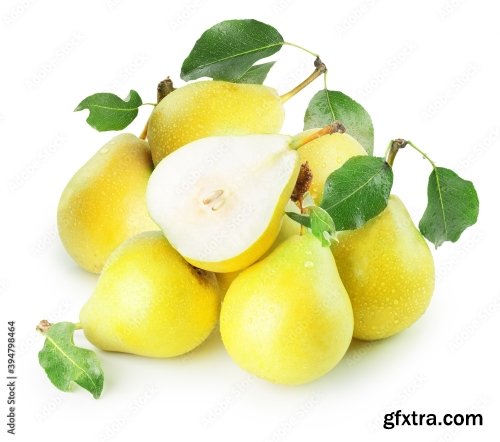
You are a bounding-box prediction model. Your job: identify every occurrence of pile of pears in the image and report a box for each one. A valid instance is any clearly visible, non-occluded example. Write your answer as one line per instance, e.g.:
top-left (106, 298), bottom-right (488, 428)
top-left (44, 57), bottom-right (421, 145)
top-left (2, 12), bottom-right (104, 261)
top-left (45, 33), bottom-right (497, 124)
top-left (55, 75), bottom-right (435, 387)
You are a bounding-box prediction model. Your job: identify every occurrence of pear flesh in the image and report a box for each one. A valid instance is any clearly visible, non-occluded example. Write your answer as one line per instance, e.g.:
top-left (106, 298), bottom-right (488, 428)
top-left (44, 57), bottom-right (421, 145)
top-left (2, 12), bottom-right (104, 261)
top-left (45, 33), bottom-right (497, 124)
top-left (220, 234), bottom-right (354, 385)
top-left (57, 134), bottom-right (158, 273)
top-left (147, 134), bottom-right (300, 273)
top-left (333, 195), bottom-right (435, 340)
top-left (147, 80), bottom-right (285, 165)
top-left (80, 231), bottom-right (221, 358)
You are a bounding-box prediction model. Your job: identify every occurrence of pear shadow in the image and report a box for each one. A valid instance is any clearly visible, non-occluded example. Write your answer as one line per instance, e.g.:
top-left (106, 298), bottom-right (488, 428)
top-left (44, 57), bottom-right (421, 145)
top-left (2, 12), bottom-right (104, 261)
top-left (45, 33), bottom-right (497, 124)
top-left (322, 329), bottom-right (417, 385)
top-left (176, 326), bottom-right (226, 363)
top-left (97, 324), bottom-right (225, 368)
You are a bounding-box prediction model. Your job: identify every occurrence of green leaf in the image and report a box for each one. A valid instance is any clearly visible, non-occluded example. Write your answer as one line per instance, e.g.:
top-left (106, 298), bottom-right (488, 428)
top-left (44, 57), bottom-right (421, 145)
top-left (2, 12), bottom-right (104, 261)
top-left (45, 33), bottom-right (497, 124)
top-left (236, 61), bottom-right (275, 84)
top-left (38, 322), bottom-right (104, 399)
top-left (320, 156), bottom-right (393, 231)
top-left (286, 211), bottom-right (311, 228)
top-left (181, 19), bottom-right (284, 82)
top-left (304, 90), bottom-right (374, 154)
top-left (419, 167), bottom-right (479, 247)
top-left (309, 206), bottom-right (337, 246)
top-left (75, 90), bottom-right (142, 131)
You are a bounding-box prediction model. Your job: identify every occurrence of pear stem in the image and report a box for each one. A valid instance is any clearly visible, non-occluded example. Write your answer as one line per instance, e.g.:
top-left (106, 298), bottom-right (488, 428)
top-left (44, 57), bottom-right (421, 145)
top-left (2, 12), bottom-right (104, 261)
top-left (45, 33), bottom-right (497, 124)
top-left (139, 77), bottom-right (176, 141)
top-left (290, 121), bottom-right (345, 150)
top-left (139, 120), bottom-right (149, 140)
top-left (385, 139), bottom-right (437, 169)
top-left (280, 58), bottom-right (327, 103)
top-left (385, 139), bottom-right (407, 167)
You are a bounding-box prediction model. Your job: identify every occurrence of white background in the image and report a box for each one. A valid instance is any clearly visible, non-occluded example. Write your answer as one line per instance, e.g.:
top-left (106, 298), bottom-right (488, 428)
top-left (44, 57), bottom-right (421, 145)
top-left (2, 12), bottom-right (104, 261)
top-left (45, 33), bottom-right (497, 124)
top-left (1, 0), bottom-right (499, 440)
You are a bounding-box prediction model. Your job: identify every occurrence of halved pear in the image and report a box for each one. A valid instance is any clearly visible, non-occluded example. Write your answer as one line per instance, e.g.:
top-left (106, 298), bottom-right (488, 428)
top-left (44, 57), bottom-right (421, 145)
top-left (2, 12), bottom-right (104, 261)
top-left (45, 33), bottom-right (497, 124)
top-left (147, 134), bottom-right (301, 272)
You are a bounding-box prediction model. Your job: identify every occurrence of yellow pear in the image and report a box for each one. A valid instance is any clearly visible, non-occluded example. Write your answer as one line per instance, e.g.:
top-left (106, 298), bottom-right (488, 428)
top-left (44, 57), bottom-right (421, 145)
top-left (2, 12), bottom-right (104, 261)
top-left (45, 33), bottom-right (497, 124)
top-left (147, 81), bottom-right (285, 164)
top-left (216, 201), bottom-right (302, 297)
top-left (220, 234), bottom-right (353, 385)
top-left (80, 231), bottom-right (220, 357)
top-left (297, 130), bottom-right (367, 202)
top-left (147, 134), bottom-right (301, 273)
top-left (332, 195), bottom-right (435, 340)
top-left (57, 134), bottom-right (158, 273)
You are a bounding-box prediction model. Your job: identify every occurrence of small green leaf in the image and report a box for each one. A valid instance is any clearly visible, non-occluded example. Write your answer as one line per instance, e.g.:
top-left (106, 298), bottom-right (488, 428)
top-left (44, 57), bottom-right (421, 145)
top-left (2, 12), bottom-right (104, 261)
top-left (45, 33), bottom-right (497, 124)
top-left (304, 90), bottom-right (374, 154)
top-left (286, 211), bottom-right (310, 228)
top-left (309, 206), bottom-right (337, 246)
top-left (75, 90), bottom-right (142, 131)
top-left (419, 167), bottom-right (479, 247)
top-left (38, 322), bottom-right (104, 399)
top-left (320, 156), bottom-right (393, 231)
top-left (181, 19), bottom-right (284, 82)
top-left (236, 61), bottom-right (275, 84)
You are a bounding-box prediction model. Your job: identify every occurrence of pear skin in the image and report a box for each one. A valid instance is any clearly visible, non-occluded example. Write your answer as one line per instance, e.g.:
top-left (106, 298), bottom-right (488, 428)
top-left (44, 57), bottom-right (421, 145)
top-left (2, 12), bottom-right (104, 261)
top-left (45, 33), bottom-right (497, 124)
top-left (147, 81), bottom-right (284, 164)
top-left (216, 201), bottom-right (302, 297)
top-left (332, 195), bottom-right (435, 340)
top-left (220, 234), bottom-right (353, 385)
top-left (57, 134), bottom-right (158, 273)
top-left (298, 131), bottom-right (367, 202)
top-left (80, 231), bottom-right (221, 357)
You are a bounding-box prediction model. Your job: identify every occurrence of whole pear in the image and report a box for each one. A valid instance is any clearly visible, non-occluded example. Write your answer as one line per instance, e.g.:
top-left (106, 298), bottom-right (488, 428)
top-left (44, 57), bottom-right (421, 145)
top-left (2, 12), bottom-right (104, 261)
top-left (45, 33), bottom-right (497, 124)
top-left (80, 231), bottom-right (221, 357)
top-left (147, 81), bottom-right (284, 164)
top-left (298, 130), bottom-right (367, 202)
top-left (332, 195), bottom-right (435, 340)
top-left (220, 234), bottom-right (353, 385)
top-left (57, 134), bottom-right (157, 273)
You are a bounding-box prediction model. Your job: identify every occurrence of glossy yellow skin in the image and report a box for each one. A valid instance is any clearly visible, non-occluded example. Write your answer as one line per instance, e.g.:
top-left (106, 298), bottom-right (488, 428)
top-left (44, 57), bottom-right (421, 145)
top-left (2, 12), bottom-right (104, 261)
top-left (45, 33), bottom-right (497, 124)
top-left (298, 131), bottom-right (367, 202)
top-left (147, 81), bottom-right (285, 164)
top-left (80, 232), bottom-right (221, 358)
top-left (221, 234), bottom-right (353, 385)
top-left (332, 195), bottom-right (435, 340)
top-left (57, 134), bottom-right (158, 273)
top-left (216, 202), bottom-right (302, 296)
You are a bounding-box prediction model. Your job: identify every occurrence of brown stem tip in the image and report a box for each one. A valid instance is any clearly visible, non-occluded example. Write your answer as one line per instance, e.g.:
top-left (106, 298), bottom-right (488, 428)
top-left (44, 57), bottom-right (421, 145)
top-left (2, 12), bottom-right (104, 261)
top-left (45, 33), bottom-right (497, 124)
top-left (36, 319), bottom-right (53, 334)
top-left (292, 162), bottom-right (313, 203)
top-left (314, 57), bottom-right (327, 74)
top-left (157, 77), bottom-right (176, 103)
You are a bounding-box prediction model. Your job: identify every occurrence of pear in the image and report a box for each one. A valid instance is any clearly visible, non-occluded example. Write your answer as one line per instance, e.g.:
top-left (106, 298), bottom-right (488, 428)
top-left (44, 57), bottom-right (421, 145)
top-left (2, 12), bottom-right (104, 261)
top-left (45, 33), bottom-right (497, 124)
top-left (57, 134), bottom-right (158, 273)
top-left (147, 81), bottom-right (284, 164)
top-left (147, 134), bottom-right (301, 273)
top-left (297, 130), bottom-right (367, 202)
top-left (220, 234), bottom-right (353, 385)
top-left (80, 231), bottom-right (220, 358)
top-left (332, 195), bottom-right (435, 340)
top-left (216, 201), bottom-right (302, 297)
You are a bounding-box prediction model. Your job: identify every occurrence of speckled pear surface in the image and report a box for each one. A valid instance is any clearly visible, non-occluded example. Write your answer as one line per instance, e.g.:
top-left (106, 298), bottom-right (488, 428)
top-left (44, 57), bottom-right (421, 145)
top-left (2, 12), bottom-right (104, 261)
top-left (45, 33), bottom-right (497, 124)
top-left (57, 134), bottom-right (158, 273)
top-left (80, 231), bottom-right (221, 358)
top-left (220, 234), bottom-right (353, 385)
top-left (298, 130), bottom-right (367, 202)
top-left (147, 80), bottom-right (285, 164)
top-left (333, 195), bottom-right (435, 340)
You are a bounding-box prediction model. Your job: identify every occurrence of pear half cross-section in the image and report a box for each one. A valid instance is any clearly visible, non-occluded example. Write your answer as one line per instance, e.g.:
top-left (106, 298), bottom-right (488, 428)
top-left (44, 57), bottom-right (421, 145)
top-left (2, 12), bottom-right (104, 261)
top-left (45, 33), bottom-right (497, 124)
top-left (147, 134), bottom-right (300, 273)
